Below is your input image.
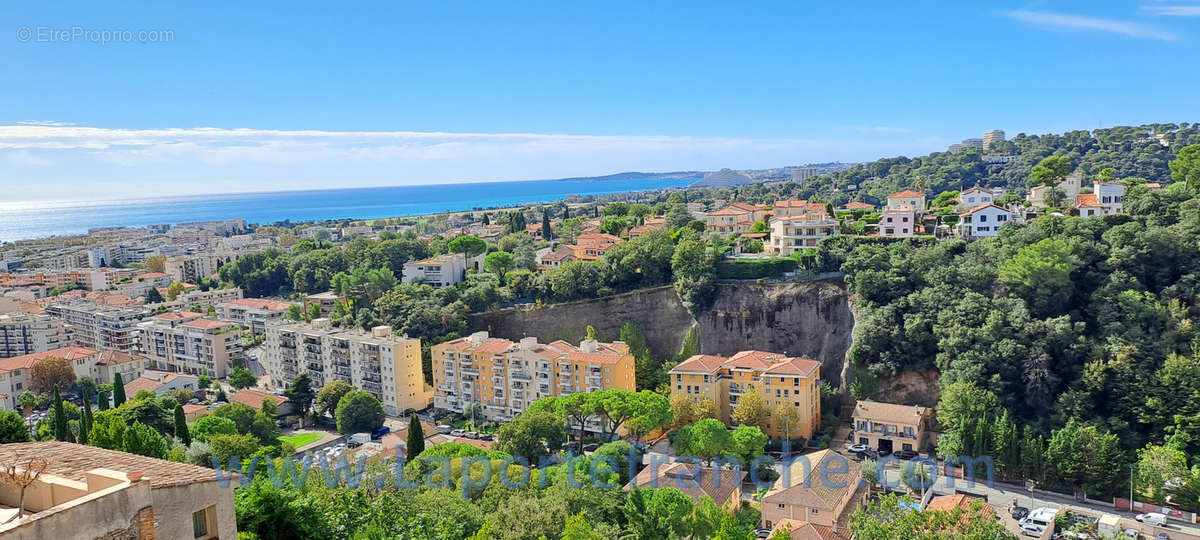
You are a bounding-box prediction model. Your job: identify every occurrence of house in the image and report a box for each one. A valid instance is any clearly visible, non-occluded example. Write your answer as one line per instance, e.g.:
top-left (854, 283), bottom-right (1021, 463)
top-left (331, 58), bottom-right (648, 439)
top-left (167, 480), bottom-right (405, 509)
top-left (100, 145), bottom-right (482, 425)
top-left (669, 351), bottom-right (821, 440)
top-left (401, 253), bottom-right (484, 288)
top-left (956, 204), bottom-right (1017, 239)
top-left (1028, 172), bottom-right (1083, 208)
top-left (886, 190), bottom-right (926, 212)
top-left (767, 519), bottom-right (848, 540)
top-left (836, 201), bottom-right (875, 212)
top-left (957, 186), bottom-right (994, 208)
top-left (767, 203), bottom-right (839, 256)
top-left (229, 389), bottom-right (294, 416)
top-left (302, 291), bottom-right (345, 316)
top-left (537, 245), bottom-right (576, 269)
top-left (91, 350), bottom-right (148, 385)
top-left (760, 449), bottom-right (865, 530)
top-left (123, 370), bottom-right (200, 397)
top-left (182, 403), bottom-right (209, 422)
top-left (627, 462), bottom-right (746, 510)
top-left (1092, 182), bottom-right (1125, 214)
top-left (878, 205), bottom-right (916, 237)
top-left (925, 493), bottom-right (996, 519)
top-left (704, 203), bottom-right (765, 234)
top-left (0, 347), bottom-right (102, 411)
top-left (0, 441), bottom-right (237, 539)
top-left (851, 400), bottom-right (935, 454)
top-left (1074, 193), bottom-right (1104, 218)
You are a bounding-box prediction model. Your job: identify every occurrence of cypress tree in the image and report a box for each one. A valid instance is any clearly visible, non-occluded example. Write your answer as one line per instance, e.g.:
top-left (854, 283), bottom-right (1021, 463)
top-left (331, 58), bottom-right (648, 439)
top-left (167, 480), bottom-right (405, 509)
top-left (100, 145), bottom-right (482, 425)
top-left (97, 387), bottom-right (110, 411)
top-left (174, 404), bottom-right (191, 446)
top-left (52, 385), bottom-right (69, 442)
top-left (79, 386), bottom-right (93, 445)
top-left (406, 415), bottom-right (425, 458)
top-left (112, 373), bottom-right (126, 407)
top-left (542, 211), bottom-right (553, 240)
top-left (562, 205), bottom-right (570, 219)
top-left (482, 213), bottom-right (490, 225)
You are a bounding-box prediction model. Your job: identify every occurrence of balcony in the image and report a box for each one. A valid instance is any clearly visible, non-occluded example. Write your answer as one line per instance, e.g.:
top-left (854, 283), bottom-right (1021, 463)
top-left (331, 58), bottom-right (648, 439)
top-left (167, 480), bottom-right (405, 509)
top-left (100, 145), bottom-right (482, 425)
top-left (511, 371), bottom-right (532, 381)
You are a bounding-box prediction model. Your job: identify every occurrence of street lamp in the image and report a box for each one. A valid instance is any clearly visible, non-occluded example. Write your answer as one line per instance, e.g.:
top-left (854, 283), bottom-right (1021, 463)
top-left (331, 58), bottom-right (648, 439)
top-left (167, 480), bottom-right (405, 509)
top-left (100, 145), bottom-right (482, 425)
top-left (1129, 464), bottom-right (1135, 513)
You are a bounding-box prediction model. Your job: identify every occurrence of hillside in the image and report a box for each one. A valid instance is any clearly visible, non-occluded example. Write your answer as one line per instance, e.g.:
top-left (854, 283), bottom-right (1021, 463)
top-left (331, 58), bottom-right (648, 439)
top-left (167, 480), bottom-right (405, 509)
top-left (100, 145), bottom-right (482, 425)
top-left (690, 167), bottom-right (753, 188)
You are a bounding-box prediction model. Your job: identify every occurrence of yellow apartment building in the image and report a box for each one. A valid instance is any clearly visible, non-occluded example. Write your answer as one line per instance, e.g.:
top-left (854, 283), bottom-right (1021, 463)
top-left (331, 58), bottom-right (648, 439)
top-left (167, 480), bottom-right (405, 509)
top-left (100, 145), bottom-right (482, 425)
top-left (431, 331), bottom-right (635, 423)
top-left (669, 350), bottom-right (821, 440)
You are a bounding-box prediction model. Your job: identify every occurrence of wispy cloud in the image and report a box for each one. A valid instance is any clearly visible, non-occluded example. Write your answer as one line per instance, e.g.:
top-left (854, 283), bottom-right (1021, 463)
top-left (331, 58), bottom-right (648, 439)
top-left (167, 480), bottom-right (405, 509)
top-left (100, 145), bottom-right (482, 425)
top-left (1142, 3), bottom-right (1200, 17)
top-left (1000, 9), bottom-right (1177, 41)
top-left (0, 124), bottom-right (950, 201)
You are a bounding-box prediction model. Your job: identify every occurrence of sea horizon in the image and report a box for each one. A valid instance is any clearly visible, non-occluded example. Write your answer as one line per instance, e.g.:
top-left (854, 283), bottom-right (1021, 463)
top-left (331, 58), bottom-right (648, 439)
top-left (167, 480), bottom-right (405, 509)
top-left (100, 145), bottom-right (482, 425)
top-left (0, 175), bottom-right (698, 241)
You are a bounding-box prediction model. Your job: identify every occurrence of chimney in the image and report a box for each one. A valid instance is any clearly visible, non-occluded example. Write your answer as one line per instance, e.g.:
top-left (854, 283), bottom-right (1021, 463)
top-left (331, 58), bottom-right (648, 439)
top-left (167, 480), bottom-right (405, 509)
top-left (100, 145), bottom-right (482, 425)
top-left (371, 325), bottom-right (393, 338)
top-left (469, 331), bottom-right (489, 345)
top-left (519, 336), bottom-right (538, 351)
top-left (580, 339), bottom-right (598, 353)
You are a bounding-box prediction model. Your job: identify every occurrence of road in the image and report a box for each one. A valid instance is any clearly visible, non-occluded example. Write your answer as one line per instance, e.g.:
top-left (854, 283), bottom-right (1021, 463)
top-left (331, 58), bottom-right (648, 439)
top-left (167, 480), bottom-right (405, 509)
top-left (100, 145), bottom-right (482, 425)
top-left (876, 466), bottom-right (1200, 539)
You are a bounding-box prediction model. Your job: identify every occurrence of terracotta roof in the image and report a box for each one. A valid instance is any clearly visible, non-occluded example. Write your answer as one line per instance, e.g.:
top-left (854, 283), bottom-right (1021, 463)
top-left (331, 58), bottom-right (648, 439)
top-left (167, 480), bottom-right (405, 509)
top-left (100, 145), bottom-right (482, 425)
top-left (0, 441), bottom-right (219, 489)
top-left (563, 351), bottom-right (625, 365)
top-left (770, 519), bottom-right (847, 540)
top-left (838, 201), bottom-right (875, 210)
top-left (137, 272), bottom-right (170, 279)
top-left (153, 311), bottom-right (203, 321)
top-left (627, 462), bottom-right (746, 506)
top-left (672, 351), bottom-right (819, 377)
top-left (0, 346), bottom-right (99, 372)
top-left (95, 350), bottom-right (147, 367)
top-left (741, 232), bottom-right (768, 239)
top-left (959, 203), bottom-right (1008, 216)
top-left (853, 400), bottom-right (929, 425)
top-left (672, 354), bottom-right (728, 373)
top-left (223, 298), bottom-right (293, 310)
top-left (729, 350), bottom-right (788, 370)
top-left (1075, 193), bottom-right (1101, 208)
top-left (959, 186), bottom-right (991, 195)
top-left (181, 319), bottom-right (231, 330)
top-left (888, 190), bottom-right (925, 198)
top-left (182, 404), bottom-right (208, 415)
top-left (124, 377), bottom-right (167, 396)
top-left (231, 389), bottom-right (286, 409)
top-left (763, 357), bottom-right (821, 377)
top-left (763, 449), bottom-right (860, 510)
top-left (474, 338), bottom-right (515, 355)
top-left (728, 202), bottom-right (762, 211)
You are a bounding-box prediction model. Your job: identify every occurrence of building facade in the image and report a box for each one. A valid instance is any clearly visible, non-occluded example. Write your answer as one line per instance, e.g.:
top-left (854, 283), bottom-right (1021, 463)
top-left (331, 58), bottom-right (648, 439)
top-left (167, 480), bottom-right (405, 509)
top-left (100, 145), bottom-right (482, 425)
top-left (263, 320), bottom-right (432, 415)
top-left (768, 214), bottom-right (839, 256)
top-left (0, 347), bottom-right (102, 411)
top-left (137, 311), bottom-right (241, 378)
top-left (956, 203), bottom-right (1017, 239)
top-left (45, 301), bottom-right (149, 353)
top-left (878, 206), bottom-right (916, 237)
top-left (431, 332), bottom-right (635, 424)
top-left (668, 350), bottom-right (821, 440)
top-left (886, 190), bottom-right (926, 211)
top-left (0, 312), bottom-right (69, 358)
top-left (214, 298), bottom-right (295, 335)
top-left (851, 400), bottom-right (934, 454)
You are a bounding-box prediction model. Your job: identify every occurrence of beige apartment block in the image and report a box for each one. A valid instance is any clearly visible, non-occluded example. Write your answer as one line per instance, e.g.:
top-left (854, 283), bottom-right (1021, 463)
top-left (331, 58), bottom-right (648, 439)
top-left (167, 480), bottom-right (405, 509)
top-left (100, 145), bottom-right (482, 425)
top-left (137, 311), bottom-right (242, 378)
top-left (851, 400), bottom-right (935, 454)
top-left (263, 319), bottom-right (431, 415)
top-left (214, 297), bottom-right (295, 335)
top-left (0, 312), bottom-right (69, 358)
top-left (431, 332), bottom-right (635, 424)
top-left (45, 300), bottom-right (149, 353)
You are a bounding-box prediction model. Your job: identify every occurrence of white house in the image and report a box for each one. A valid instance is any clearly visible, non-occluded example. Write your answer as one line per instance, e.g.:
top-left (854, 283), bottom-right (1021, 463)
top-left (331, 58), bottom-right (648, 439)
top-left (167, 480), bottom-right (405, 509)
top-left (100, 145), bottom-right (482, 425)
top-left (957, 186), bottom-right (994, 208)
top-left (1092, 182), bottom-right (1125, 215)
top-left (957, 204), bottom-right (1017, 239)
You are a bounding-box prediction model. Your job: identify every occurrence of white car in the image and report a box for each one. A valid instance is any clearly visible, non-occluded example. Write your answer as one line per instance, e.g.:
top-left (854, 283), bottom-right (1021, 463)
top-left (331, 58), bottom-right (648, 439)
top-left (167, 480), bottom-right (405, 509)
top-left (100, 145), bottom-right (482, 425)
top-left (1136, 512), bottom-right (1166, 526)
top-left (1018, 507), bottom-right (1056, 537)
top-left (846, 443), bottom-right (868, 454)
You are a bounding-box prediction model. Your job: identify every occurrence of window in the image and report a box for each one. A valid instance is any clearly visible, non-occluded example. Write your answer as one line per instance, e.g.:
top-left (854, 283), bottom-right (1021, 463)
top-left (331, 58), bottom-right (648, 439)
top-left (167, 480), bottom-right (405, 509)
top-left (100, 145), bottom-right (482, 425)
top-left (192, 507), bottom-right (210, 538)
top-left (979, 215), bottom-right (988, 222)
top-left (778, 504), bottom-right (786, 509)
top-left (675, 374), bottom-right (682, 382)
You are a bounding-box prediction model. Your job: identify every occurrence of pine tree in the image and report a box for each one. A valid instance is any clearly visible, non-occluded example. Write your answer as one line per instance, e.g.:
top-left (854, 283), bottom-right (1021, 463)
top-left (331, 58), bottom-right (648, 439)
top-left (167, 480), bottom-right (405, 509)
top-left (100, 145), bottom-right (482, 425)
top-left (112, 373), bottom-right (126, 407)
top-left (174, 404), bottom-right (190, 446)
top-left (406, 415), bottom-right (425, 458)
top-left (79, 386), bottom-right (93, 445)
top-left (52, 385), bottom-right (70, 442)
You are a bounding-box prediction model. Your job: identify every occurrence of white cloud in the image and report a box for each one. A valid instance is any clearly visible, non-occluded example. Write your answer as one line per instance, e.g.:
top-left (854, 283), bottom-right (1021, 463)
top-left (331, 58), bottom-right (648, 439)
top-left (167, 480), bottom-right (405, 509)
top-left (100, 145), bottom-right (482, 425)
top-left (0, 124), bottom-right (950, 201)
top-left (1142, 3), bottom-right (1200, 16)
top-left (1000, 9), bottom-right (1177, 41)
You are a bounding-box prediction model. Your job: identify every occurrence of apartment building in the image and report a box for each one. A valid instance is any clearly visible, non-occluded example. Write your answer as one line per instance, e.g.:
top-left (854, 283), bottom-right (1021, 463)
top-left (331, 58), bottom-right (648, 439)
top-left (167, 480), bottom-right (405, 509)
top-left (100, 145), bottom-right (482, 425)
top-left (137, 311), bottom-right (241, 378)
top-left (401, 252), bottom-right (485, 288)
top-left (768, 211), bottom-right (839, 256)
top-left (303, 291), bottom-right (346, 316)
top-left (431, 332), bottom-right (636, 423)
top-left (214, 298), bottom-right (295, 335)
top-left (164, 254), bottom-right (215, 283)
top-left (851, 400), bottom-right (935, 455)
top-left (263, 320), bottom-right (431, 415)
top-left (956, 203), bottom-right (1017, 239)
top-left (761, 449), bottom-right (864, 531)
top-left (0, 441), bottom-right (237, 539)
top-left (45, 300), bottom-right (150, 353)
top-left (886, 190), bottom-right (926, 211)
top-left (0, 347), bottom-right (101, 411)
top-left (704, 202), bottom-right (765, 234)
top-left (982, 129), bottom-right (1005, 150)
top-left (91, 349), bottom-right (148, 385)
top-left (878, 205), bottom-right (916, 237)
top-left (0, 312), bottom-right (69, 358)
top-left (150, 287), bottom-right (244, 311)
top-left (668, 350), bottom-right (821, 440)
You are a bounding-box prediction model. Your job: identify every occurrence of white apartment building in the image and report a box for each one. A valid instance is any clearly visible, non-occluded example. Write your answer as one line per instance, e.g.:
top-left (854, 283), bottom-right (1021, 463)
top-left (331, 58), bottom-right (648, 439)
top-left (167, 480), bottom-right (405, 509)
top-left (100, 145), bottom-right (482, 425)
top-left (957, 204), bottom-right (1018, 239)
top-left (0, 312), bottom-right (70, 358)
top-left (137, 311), bottom-right (242, 378)
top-left (262, 320), bottom-right (432, 415)
top-left (982, 129), bottom-right (1005, 150)
top-left (165, 255), bottom-right (215, 283)
top-left (1092, 182), bottom-right (1125, 214)
top-left (879, 205), bottom-right (917, 237)
top-left (151, 288), bottom-right (244, 311)
top-left (0, 347), bottom-right (101, 411)
top-left (768, 215), bottom-right (839, 256)
top-left (214, 298), bottom-right (295, 335)
top-left (402, 253), bottom-right (478, 288)
top-left (45, 300), bottom-right (150, 353)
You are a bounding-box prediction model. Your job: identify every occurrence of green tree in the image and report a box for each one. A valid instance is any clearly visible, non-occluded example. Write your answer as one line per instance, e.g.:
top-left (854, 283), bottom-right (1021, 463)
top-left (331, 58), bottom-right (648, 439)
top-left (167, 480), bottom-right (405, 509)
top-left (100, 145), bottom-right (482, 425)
top-left (1169, 144), bottom-right (1200, 192)
top-left (623, 487), bottom-right (693, 540)
top-left (1031, 155), bottom-right (1072, 186)
top-left (208, 433), bottom-right (261, 468)
top-left (123, 422), bottom-right (170, 459)
top-left (448, 235), bottom-right (488, 257)
top-left (314, 380), bottom-right (354, 418)
top-left (143, 287), bottom-right (165, 304)
top-left (0, 410), bottom-right (31, 443)
top-left (335, 390), bottom-right (385, 434)
top-left (166, 281), bottom-right (186, 301)
top-left (731, 424), bottom-right (768, 466)
top-left (284, 304), bottom-right (304, 321)
top-left (1045, 419), bottom-right (1124, 497)
top-left (228, 367), bottom-right (257, 389)
top-left (850, 493), bottom-right (1016, 539)
top-left (285, 373), bottom-right (316, 421)
top-left (174, 404), bottom-right (191, 446)
top-left (731, 388), bottom-right (769, 429)
top-left (1136, 444), bottom-right (1189, 503)
top-left (18, 391), bottom-right (37, 416)
top-left (494, 409), bottom-right (566, 462)
top-left (484, 251), bottom-right (516, 282)
top-left (112, 373), bottom-right (126, 407)
top-left (671, 231), bottom-right (715, 314)
top-left (998, 238), bottom-right (1076, 316)
top-left (541, 210), bottom-right (554, 240)
top-left (191, 415), bottom-right (238, 442)
top-left (52, 385), bottom-right (70, 442)
top-left (406, 415), bottom-right (425, 458)
top-left (30, 356), bottom-right (76, 395)
top-left (673, 418), bottom-right (734, 463)
top-left (561, 512), bottom-right (603, 540)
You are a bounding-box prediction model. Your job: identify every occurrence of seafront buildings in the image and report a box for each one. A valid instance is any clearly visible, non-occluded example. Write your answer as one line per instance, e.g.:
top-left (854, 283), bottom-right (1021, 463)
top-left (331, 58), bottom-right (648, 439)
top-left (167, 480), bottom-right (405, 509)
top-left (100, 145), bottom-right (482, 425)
top-left (262, 319), bottom-right (432, 415)
top-left (431, 332), bottom-right (636, 424)
top-left (137, 311), bottom-right (242, 378)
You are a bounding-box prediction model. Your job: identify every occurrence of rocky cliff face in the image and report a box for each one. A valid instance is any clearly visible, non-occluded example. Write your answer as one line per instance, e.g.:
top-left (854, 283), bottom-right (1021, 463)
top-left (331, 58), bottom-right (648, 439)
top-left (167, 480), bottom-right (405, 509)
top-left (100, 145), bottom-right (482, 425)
top-left (468, 279), bottom-right (856, 388)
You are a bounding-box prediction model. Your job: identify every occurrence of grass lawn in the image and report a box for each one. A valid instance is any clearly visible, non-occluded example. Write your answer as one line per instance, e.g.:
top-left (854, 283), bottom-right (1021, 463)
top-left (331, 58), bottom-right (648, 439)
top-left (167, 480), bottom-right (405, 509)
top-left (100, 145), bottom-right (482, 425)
top-left (279, 432), bottom-right (322, 448)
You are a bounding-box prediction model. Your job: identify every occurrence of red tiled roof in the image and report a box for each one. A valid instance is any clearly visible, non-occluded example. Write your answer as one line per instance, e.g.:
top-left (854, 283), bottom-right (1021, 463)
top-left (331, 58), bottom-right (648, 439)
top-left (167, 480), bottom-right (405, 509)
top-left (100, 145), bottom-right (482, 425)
top-left (563, 351), bottom-right (625, 365)
top-left (627, 462), bottom-right (746, 506)
top-left (0, 441), bottom-right (219, 489)
top-left (231, 389), bottom-right (286, 409)
top-left (771, 519), bottom-right (846, 540)
top-left (1075, 193), bottom-right (1101, 208)
top-left (0, 346), bottom-right (99, 372)
top-left (137, 272), bottom-right (171, 279)
top-left (888, 190), bottom-right (925, 198)
top-left (153, 311), bottom-right (203, 321)
top-left (474, 339), bottom-right (515, 355)
top-left (727, 202), bottom-right (761, 212)
top-left (672, 354), bottom-right (728, 373)
top-left (223, 298), bottom-right (293, 310)
top-left (124, 377), bottom-right (166, 396)
top-left (182, 404), bottom-right (208, 414)
top-left (95, 350), bottom-right (147, 367)
top-left (839, 201), bottom-right (875, 210)
top-left (182, 319), bottom-right (231, 330)
top-left (959, 203), bottom-right (1007, 217)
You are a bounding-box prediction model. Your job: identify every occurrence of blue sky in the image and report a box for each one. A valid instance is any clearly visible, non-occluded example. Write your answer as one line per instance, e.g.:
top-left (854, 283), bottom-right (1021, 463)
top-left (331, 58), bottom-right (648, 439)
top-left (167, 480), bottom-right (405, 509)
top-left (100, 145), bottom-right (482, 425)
top-left (1, 1), bottom-right (1198, 201)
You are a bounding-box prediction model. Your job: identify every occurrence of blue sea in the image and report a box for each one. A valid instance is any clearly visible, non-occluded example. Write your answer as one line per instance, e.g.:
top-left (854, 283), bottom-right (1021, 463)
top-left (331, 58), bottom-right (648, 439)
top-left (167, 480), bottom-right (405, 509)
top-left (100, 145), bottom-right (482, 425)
top-left (0, 176), bottom-right (698, 241)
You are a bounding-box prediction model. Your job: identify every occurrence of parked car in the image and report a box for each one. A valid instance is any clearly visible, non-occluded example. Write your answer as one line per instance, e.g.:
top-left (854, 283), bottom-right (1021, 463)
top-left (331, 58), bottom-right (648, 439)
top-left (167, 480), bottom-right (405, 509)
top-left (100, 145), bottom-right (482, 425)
top-left (847, 443), bottom-right (868, 454)
top-left (582, 443), bottom-right (601, 452)
top-left (1120, 529), bottom-right (1143, 539)
top-left (1155, 533), bottom-right (1170, 540)
top-left (894, 449), bottom-right (918, 460)
top-left (465, 431), bottom-right (479, 439)
top-left (755, 529), bottom-right (772, 538)
top-left (1136, 513), bottom-right (1167, 527)
top-left (1019, 508), bottom-right (1057, 538)
top-left (1010, 506), bottom-right (1030, 520)
top-left (479, 433), bottom-right (494, 441)
top-left (435, 424), bottom-right (452, 434)
top-left (450, 429), bottom-right (466, 437)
